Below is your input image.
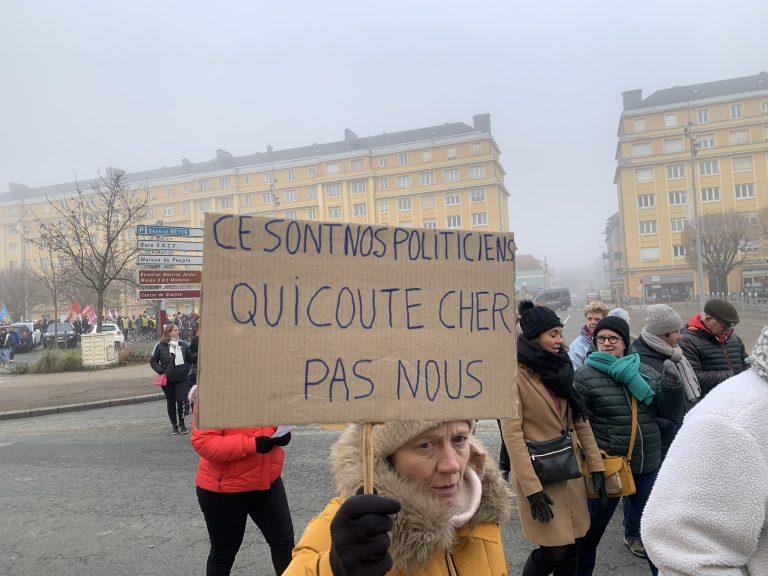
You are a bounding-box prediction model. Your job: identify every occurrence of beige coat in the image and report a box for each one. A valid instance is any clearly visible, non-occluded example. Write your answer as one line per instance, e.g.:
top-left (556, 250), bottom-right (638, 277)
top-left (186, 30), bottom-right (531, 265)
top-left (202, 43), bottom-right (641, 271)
top-left (501, 363), bottom-right (604, 546)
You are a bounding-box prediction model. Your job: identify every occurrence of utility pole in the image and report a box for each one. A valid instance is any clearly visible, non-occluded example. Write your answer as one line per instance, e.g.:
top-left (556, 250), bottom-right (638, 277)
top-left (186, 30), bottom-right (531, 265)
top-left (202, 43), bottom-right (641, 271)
top-left (19, 204), bottom-right (29, 321)
top-left (684, 121), bottom-right (706, 307)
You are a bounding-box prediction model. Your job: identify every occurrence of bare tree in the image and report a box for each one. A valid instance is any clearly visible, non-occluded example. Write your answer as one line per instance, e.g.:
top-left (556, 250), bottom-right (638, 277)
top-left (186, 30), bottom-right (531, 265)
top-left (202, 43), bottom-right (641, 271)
top-left (683, 211), bottom-right (751, 294)
top-left (29, 246), bottom-right (66, 341)
top-left (30, 168), bottom-right (146, 332)
top-left (0, 268), bottom-right (44, 322)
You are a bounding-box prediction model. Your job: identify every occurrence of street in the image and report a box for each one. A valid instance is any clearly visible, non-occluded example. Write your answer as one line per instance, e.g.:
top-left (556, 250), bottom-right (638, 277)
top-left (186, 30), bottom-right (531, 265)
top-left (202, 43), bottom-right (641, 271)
top-left (0, 400), bottom-right (648, 576)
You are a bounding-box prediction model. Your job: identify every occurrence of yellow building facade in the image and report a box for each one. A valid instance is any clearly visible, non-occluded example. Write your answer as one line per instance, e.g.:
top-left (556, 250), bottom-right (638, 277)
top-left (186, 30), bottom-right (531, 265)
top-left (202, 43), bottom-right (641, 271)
top-left (0, 114), bottom-right (509, 317)
top-left (616, 72), bottom-right (768, 301)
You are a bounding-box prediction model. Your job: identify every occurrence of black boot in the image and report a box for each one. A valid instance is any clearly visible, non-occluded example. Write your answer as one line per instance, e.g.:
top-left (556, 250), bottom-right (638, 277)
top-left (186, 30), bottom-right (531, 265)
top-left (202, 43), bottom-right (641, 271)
top-left (522, 552), bottom-right (551, 576)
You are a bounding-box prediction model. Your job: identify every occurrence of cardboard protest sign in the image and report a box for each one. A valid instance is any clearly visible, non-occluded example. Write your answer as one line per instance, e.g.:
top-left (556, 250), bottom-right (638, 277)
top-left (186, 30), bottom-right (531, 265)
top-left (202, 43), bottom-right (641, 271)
top-left (197, 214), bottom-right (518, 428)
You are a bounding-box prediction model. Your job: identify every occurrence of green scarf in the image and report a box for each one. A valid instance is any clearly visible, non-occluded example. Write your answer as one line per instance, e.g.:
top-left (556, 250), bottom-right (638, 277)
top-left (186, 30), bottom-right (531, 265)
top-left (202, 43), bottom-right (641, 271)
top-left (586, 351), bottom-right (656, 406)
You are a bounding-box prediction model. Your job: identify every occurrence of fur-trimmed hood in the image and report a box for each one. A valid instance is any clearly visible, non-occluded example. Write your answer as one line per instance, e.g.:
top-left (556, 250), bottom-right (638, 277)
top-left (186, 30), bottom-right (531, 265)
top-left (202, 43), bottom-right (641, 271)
top-left (331, 424), bottom-right (512, 574)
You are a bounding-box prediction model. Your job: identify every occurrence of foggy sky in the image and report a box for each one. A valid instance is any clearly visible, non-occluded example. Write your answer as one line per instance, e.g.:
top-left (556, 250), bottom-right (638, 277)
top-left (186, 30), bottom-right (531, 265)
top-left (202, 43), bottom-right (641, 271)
top-left (2, 0), bottom-right (766, 268)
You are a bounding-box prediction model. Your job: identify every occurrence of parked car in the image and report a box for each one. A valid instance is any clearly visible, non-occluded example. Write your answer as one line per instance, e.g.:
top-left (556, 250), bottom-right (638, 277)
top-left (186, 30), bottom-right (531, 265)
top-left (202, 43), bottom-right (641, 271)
top-left (42, 322), bottom-right (80, 349)
top-left (533, 287), bottom-right (572, 311)
top-left (90, 323), bottom-right (125, 348)
top-left (9, 322), bottom-right (42, 353)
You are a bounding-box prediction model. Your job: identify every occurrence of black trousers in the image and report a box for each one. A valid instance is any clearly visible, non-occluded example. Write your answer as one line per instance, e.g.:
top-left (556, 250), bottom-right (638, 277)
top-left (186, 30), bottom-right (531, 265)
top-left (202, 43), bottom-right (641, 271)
top-left (161, 381), bottom-right (186, 426)
top-left (196, 478), bottom-right (295, 576)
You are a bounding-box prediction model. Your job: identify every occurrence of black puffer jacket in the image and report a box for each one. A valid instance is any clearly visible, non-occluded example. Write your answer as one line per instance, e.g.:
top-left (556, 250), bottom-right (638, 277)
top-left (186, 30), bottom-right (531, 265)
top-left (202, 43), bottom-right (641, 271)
top-left (574, 359), bottom-right (684, 475)
top-left (150, 341), bottom-right (193, 385)
top-left (679, 325), bottom-right (747, 398)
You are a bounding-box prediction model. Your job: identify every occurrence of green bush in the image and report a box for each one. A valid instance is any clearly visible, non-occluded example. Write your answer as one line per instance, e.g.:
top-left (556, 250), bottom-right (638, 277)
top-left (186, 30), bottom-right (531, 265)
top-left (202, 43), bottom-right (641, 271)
top-left (29, 350), bottom-right (84, 374)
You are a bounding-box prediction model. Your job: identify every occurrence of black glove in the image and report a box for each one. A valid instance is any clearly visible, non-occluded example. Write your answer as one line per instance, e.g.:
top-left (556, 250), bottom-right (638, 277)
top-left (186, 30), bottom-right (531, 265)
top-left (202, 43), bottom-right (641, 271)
top-left (591, 471), bottom-right (608, 508)
top-left (329, 494), bottom-right (401, 576)
top-left (272, 432), bottom-right (291, 447)
top-left (255, 432), bottom-right (291, 453)
top-left (527, 490), bottom-right (554, 523)
top-left (662, 359), bottom-right (681, 385)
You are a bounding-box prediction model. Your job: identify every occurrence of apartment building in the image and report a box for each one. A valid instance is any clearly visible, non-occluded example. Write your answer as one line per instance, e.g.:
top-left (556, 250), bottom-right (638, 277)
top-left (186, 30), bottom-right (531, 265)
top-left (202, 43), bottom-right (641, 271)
top-left (615, 71), bottom-right (768, 301)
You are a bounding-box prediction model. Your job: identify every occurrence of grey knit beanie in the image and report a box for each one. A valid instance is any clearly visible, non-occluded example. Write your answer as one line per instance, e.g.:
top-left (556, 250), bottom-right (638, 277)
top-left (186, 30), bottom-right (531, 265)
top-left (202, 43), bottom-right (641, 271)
top-left (368, 420), bottom-right (474, 459)
top-left (644, 304), bottom-right (684, 336)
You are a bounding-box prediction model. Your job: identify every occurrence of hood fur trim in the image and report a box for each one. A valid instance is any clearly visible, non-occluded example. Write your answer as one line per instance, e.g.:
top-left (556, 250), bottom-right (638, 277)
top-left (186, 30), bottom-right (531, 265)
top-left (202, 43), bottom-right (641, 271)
top-left (331, 424), bottom-right (511, 573)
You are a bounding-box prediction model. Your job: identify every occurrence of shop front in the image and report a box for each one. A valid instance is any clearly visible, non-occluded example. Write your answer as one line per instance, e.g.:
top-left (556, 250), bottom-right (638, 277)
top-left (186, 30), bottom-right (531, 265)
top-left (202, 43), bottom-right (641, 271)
top-left (642, 271), bottom-right (694, 303)
top-left (742, 268), bottom-right (768, 298)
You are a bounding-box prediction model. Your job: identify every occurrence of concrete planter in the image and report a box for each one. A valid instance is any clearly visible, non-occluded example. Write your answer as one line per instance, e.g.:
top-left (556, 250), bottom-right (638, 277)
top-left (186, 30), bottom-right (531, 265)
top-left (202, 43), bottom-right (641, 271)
top-left (80, 333), bottom-right (118, 366)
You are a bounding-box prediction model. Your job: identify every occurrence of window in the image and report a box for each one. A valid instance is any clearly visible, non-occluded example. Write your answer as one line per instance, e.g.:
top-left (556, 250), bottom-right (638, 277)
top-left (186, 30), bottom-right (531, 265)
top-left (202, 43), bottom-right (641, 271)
top-left (378, 157), bottom-right (388, 168)
top-left (761, 101), bottom-right (768, 113)
top-left (242, 194), bottom-right (252, 208)
top-left (353, 203), bottom-right (367, 216)
top-left (447, 215), bottom-right (462, 229)
top-left (765, 126), bottom-right (768, 141)
top-left (471, 212), bottom-right (488, 227)
top-left (697, 134), bottom-right (716, 149)
top-left (145, 207), bottom-right (153, 218)
top-left (637, 194), bottom-right (655, 208)
top-left (182, 202), bottom-right (190, 215)
top-left (422, 150), bottom-right (432, 163)
top-left (324, 183), bottom-right (341, 197)
top-left (639, 220), bottom-right (657, 235)
top-left (470, 142), bottom-right (482, 155)
top-left (446, 146), bottom-right (457, 159)
top-left (670, 218), bottom-right (686, 232)
top-left (665, 113), bottom-right (677, 128)
top-left (398, 153), bottom-right (408, 167)
top-left (733, 155), bottom-right (753, 172)
top-left (262, 192), bottom-right (274, 205)
top-left (731, 103), bottom-right (743, 119)
top-left (673, 245), bottom-right (686, 258)
top-left (185, 184), bottom-right (192, 193)
top-left (421, 194), bottom-right (435, 209)
top-left (634, 142), bottom-right (651, 157)
top-left (350, 180), bottom-right (366, 194)
top-left (735, 183), bottom-right (755, 199)
top-left (219, 177), bottom-right (230, 189)
top-left (379, 200), bottom-right (389, 213)
top-left (699, 159), bottom-right (719, 176)
top-left (633, 118), bottom-right (646, 132)
top-left (470, 187), bottom-right (486, 202)
top-left (8, 243), bottom-right (16, 253)
top-left (641, 247), bottom-right (660, 260)
top-left (666, 164), bottom-right (685, 179)
top-left (378, 177), bottom-right (388, 191)
top-left (701, 186), bottom-right (721, 202)
top-left (445, 191), bottom-right (460, 206)
top-left (285, 210), bottom-right (297, 219)
top-left (165, 186), bottom-right (173, 198)
top-left (420, 171), bottom-right (435, 185)
top-left (396, 175), bottom-right (411, 188)
top-left (663, 139), bottom-right (683, 154)
top-left (468, 164), bottom-right (486, 179)
top-left (351, 159), bottom-right (364, 172)
top-left (5, 224), bottom-right (16, 235)
top-left (635, 167), bottom-right (654, 182)
top-left (198, 180), bottom-right (211, 192)
top-left (327, 207), bottom-right (341, 219)
top-left (218, 196), bottom-right (232, 209)
top-left (308, 167), bottom-right (316, 177)
top-left (399, 220), bottom-right (413, 228)
top-left (286, 168), bottom-right (295, 181)
top-left (668, 190), bottom-right (687, 205)
top-left (397, 196), bottom-right (412, 211)
top-left (163, 206), bottom-right (174, 217)
top-left (307, 186), bottom-right (317, 200)
top-left (741, 212), bottom-right (758, 225)
top-left (244, 175), bottom-right (252, 185)
top-left (325, 162), bottom-right (339, 174)
top-left (696, 109), bottom-right (710, 124)
top-left (265, 172), bottom-right (274, 184)
top-left (730, 130), bottom-right (750, 145)
top-left (422, 219), bottom-right (437, 229)
top-left (306, 208), bottom-right (316, 220)
top-left (147, 189), bottom-right (155, 200)
top-left (444, 168), bottom-right (460, 182)
top-left (284, 189), bottom-right (297, 202)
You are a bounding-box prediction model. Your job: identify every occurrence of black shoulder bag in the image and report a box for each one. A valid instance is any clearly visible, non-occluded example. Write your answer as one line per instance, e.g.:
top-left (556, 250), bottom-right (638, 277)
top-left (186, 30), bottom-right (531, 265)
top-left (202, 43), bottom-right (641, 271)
top-left (525, 407), bottom-right (582, 485)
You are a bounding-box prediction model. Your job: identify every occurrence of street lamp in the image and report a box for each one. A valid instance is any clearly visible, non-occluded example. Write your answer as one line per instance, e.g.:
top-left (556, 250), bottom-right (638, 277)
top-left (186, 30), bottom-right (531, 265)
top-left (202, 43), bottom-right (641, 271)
top-left (683, 121), bottom-right (706, 307)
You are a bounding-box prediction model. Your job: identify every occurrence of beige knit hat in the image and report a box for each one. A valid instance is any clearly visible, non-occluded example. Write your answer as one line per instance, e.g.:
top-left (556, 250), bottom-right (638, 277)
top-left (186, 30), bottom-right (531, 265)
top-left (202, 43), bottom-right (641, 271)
top-left (644, 304), bottom-right (684, 336)
top-left (369, 420), bottom-right (475, 458)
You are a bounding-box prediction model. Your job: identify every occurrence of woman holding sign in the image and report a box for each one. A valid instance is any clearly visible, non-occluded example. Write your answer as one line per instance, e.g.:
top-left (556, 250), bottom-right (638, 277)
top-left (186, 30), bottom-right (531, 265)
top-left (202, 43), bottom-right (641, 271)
top-left (189, 385), bottom-right (294, 576)
top-left (500, 301), bottom-right (606, 576)
top-left (284, 419), bottom-right (511, 575)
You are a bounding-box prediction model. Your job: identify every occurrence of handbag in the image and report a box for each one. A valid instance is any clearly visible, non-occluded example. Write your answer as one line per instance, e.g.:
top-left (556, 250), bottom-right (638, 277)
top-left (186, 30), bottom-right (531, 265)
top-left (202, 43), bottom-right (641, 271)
top-left (153, 373), bottom-right (167, 387)
top-left (585, 396), bottom-right (638, 498)
top-left (525, 407), bottom-right (582, 485)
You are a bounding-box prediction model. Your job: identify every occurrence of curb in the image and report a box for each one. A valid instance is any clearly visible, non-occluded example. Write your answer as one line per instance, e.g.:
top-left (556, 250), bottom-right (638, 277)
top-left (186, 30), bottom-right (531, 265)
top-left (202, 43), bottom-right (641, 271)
top-left (0, 393), bottom-right (165, 421)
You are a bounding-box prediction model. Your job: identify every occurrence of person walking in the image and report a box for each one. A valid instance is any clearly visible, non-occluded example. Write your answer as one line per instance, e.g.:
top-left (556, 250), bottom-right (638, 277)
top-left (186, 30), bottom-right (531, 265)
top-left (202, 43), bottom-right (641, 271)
top-left (190, 386), bottom-right (294, 575)
top-left (501, 301), bottom-right (606, 576)
top-left (568, 301), bottom-right (609, 369)
top-left (284, 419), bottom-right (511, 575)
top-left (573, 316), bottom-right (684, 576)
top-left (150, 324), bottom-right (193, 434)
top-left (641, 326), bottom-right (768, 575)
top-left (679, 299), bottom-right (747, 398)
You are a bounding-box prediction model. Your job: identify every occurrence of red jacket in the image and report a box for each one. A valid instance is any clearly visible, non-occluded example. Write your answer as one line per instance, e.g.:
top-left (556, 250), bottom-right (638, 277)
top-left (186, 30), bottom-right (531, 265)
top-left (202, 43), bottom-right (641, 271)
top-left (191, 423), bottom-right (284, 493)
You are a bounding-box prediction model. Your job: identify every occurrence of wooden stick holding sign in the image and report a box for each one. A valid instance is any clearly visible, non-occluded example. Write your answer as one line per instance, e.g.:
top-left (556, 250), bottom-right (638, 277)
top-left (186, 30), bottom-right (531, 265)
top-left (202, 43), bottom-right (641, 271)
top-left (362, 423), bottom-right (375, 494)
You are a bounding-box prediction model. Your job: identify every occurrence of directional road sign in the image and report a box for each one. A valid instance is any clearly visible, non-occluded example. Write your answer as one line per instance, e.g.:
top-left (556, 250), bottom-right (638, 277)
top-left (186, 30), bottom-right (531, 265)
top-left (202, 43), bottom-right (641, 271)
top-left (138, 240), bottom-right (204, 252)
top-left (138, 289), bottom-right (201, 300)
top-left (138, 269), bottom-right (202, 285)
top-left (136, 225), bottom-right (204, 237)
top-left (138, 254), bottom-right (203, 266)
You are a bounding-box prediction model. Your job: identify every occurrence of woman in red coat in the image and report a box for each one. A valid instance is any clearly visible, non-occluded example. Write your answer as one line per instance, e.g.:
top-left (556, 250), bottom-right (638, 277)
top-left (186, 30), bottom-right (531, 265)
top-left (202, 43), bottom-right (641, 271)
top-left (190, 386), bottom-right (294, 576)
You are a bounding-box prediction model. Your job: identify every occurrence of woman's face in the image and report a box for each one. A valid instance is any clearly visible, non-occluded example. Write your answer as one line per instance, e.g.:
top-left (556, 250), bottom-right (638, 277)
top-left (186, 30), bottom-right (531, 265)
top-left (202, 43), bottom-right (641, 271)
top-left (390, 421), bottom-right (471, 505)
top-left (596, 328), bottom-right (625, 357)
top-left (170, 325), bottom-right (179, 339)
top-left (536, 327), bottom-right (563, 354)
top-left (660, 330), bottom-right (682, 347)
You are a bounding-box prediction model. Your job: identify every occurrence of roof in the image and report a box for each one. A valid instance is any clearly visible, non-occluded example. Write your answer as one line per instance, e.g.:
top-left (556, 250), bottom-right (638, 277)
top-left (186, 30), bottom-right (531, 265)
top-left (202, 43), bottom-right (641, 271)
top-left (516, 254), bottom-right (546, 272)
top-left (625, 71), bottom-right (768, 110)
top-left (3, 120), bottom-right (484, 202)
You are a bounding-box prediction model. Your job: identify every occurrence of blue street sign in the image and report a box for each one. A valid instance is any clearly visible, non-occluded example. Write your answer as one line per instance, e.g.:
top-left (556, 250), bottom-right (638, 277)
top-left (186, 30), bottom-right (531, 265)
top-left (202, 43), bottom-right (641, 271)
top-left (136, 225), bottom-right (204, 237)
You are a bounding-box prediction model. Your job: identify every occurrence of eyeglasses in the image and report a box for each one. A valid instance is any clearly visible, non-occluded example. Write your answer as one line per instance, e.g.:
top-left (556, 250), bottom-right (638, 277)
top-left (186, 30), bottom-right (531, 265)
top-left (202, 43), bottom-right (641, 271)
top-left (596, 335), bottom-right (621, 345)
top-left (714, 317), bottom-right (738, 330)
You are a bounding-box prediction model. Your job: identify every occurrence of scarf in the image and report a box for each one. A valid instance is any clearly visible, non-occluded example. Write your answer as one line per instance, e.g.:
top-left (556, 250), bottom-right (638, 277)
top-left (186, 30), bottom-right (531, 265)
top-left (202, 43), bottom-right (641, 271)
top-left (168, 340), bottom-right (185, 366)
top-left (587, 351), bottom-right (655, 406)
top-left (749, 326), bottom-right (768, 382)
top-left (517, 334), bottom-right (591, 421)
top-left (640, 328), bottom-right (700, 402)
top-left (449, 466), bottom-right (482, 528)
top-left (689, 313), bottom-right (732, 344)
top-left (581, 324), bottom-right (593, 339)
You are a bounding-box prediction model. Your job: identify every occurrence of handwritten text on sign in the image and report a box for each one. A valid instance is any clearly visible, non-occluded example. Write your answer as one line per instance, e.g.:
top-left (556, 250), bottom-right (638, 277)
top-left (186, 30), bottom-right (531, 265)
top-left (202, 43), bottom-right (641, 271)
top-left (197, 214), bottom-right (518, 427)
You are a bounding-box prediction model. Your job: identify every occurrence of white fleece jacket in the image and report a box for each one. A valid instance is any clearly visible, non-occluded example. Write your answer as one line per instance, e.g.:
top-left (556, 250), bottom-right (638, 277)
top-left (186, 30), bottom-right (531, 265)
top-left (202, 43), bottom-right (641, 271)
top-left (641, 368), bottom-right (768, 576)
